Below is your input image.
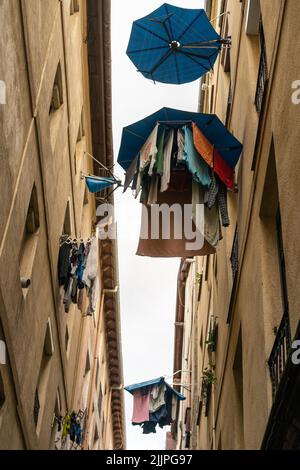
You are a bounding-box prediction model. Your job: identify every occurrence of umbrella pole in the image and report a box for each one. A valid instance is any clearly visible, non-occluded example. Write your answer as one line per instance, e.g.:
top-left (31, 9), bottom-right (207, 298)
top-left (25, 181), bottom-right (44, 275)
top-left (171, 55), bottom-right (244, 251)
top-left (181, 38), bottom-right (231, 49)
top-left (85, 151), bottom-right (116, 178)
top-left (210, 10), bottom-right (230, 24)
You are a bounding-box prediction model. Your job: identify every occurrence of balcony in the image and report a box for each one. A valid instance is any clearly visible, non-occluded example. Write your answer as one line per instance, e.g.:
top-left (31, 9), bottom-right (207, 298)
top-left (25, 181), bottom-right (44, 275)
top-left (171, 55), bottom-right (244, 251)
top-left (268, 312), bottom-right (292, 399)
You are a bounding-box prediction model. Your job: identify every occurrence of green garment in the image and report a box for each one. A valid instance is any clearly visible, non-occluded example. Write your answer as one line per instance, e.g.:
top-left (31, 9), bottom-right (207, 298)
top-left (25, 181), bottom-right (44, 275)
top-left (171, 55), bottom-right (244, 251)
top-left (156, 127), bottom-right (166, 175)
top-left (183, 126), bottom-right (211, 188)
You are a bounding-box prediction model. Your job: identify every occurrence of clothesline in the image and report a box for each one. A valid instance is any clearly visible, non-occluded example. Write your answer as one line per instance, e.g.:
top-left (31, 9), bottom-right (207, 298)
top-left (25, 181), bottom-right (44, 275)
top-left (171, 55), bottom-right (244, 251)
top-left (58, 235), bottom-right (99, 316)
top-left (59, 235), bottom-right (95, 247)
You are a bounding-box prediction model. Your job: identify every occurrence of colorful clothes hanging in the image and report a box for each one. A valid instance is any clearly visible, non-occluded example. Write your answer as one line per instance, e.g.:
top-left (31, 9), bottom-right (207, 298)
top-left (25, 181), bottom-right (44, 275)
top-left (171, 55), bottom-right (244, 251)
top-left (192, 122), bottom-right (214, 168)
top-left (213, 148), bottom-right (235, 191)
top-left (140, 123), bottom-right (159, 173)
top-left (183, 126), bottom-right (211, 188)
top-left (125, 377), bottom-right (185, 435)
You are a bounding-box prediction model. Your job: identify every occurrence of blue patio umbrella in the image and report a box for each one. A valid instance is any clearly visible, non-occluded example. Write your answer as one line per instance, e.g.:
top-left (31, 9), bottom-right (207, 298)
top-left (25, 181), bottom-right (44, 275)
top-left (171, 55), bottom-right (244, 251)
top-left (117, 107), bottom-right (243, 171)
top-left (124, 377), bottom-right (185, 401)
top-left (126, 3), bottom-right (227, 85)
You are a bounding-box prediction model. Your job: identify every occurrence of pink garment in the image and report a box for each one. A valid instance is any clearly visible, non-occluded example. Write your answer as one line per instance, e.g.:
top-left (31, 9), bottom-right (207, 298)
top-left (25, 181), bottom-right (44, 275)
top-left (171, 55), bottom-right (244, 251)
top-left (132, 389), bottom-right (150, 424)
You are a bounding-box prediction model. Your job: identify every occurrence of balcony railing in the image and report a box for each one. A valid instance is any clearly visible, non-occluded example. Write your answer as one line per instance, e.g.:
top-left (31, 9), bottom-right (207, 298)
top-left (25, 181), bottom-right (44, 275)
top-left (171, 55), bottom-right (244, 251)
top-left (227, 227), bottom-right (239, 323)
top-left (255, 24), bottom-right (268, 113)
top-left (268, 312), bottom-right (292, 399)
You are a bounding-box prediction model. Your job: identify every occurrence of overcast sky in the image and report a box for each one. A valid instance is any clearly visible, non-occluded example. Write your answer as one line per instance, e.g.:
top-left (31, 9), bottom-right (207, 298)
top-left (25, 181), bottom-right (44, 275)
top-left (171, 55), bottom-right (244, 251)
top-left (111, 0), bottom-right (204, 450)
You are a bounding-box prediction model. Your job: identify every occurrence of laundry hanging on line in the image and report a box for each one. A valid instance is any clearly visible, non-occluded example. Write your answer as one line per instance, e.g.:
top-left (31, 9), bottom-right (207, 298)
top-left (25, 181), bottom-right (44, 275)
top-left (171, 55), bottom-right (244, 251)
top-left (122, 120), bottom-right (235, 257)
top-left (54, 409), bottom-right (87, 450)
top-left (124, 377), bottom-right (185, 435)
top-left (58, 236), bottom-right (99, 316)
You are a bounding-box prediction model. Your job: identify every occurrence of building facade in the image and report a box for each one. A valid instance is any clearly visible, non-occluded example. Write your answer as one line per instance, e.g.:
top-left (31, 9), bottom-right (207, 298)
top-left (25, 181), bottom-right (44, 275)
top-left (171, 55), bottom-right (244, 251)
top-left (0, 0), bottom-right (125, 450)
top-left (172, 0), bottom-right (300, 450)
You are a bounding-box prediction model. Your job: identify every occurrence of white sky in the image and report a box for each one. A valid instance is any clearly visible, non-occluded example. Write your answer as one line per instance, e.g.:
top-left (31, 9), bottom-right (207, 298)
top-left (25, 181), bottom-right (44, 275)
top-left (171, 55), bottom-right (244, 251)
top-left (111, 0), bottom-right (204, 450)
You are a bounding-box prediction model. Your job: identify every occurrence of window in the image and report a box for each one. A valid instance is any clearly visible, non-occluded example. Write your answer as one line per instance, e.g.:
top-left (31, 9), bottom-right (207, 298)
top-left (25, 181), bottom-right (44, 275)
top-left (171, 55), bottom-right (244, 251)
top-left (209, 84), bottom-right (215, 114)
top-left (259, 139), bottom-right (291, 397)
top-left (255, 21), bottom-right (268, 114)
top-left (95, 360), bottom-right (99, 387)
top-left (63, 201), bottom-right (72, 236)
top-left (221, 16), bottom-right (231, 73)
top-left (34, 320), bottom-right (54, 430)
top-left (98, 384), bottom-right (103, 417)
top-left (245, 0), bottom-right (261, 35)
top-left (45, 319), bottom-right (54, 356)
top-left (19, 184), bottom-right (40, 292)
top-left (230, 227), bottom-right (239, 281)
top-left (84, 352), bottom-right (91, 377)
top-left (0, 370), bottom-right (4, 410)
top-left (227, 226), bottom-right (239, 323)
top-left (33, 389), bottom-right (40, 427)
top-left (225, 84), bottom-right (232, 127)
top-left (0, 80), bottom-right (6, 105)
top-left (65, 326), bottom-right (69, 352)
top-left (214, 256), bottom-right (218, 280)
top-left (196, 397), bottom-right (203, 426)
top-left (101, 417), bottom-right (106, 441)
top-left (233, 329), bottom-right (244, 448)
top-left (0, 340), bottom-right (6, 365)
top-left (78, 109), bottom-right (85, 140)
top-left (197, 272), bottom-right (203, 301)
top-left (94, 424), bottom-right (99, 443)
top-left (70, 0), bottom-right (79, 15)
top-left (184, 407), bottom-right (191, 448)
top-left (83, 187), bottom-right (89, 205)
top-left (51, 389), bottom-right (61, 449)
top-left (276, 210), bottom-right (289, 315)
top-left (74, 109), bottom-right (85, 175)
top-left (218, 0), bottom-right (226, 29)
top-left (204, 255), bottom-right (210, 281)
top-left (49, 63), bottom-right (63, 115)
top-left (268, 209), bottom-right (291, 399)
